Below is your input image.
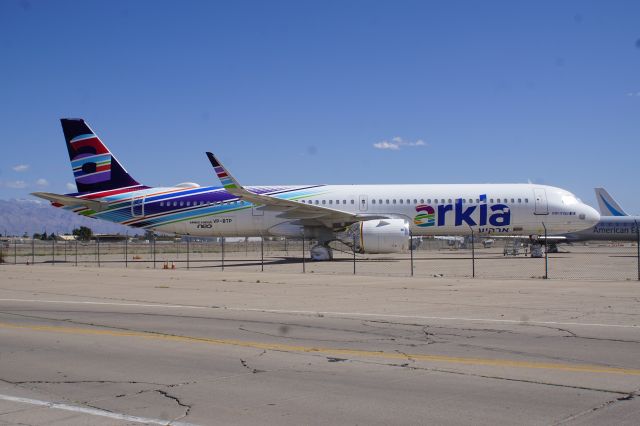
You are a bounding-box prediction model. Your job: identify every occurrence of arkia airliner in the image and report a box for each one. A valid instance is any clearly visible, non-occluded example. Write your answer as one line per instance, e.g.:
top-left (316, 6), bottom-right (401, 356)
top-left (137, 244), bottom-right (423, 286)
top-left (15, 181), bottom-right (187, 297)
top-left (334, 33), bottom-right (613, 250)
top-left (33, 119), bottom-right (600, 260)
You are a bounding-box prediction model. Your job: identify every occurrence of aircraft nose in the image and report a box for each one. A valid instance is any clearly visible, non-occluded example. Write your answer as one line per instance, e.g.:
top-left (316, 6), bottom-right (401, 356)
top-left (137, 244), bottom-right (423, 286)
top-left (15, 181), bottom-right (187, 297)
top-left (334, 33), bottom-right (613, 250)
top-left (579, 204), bottom-right (600, 226)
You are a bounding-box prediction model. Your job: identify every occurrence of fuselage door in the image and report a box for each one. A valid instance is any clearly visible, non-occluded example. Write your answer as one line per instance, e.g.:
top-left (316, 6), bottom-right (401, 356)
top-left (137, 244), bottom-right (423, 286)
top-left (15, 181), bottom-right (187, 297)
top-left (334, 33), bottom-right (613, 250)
top-left (533, 188), bottom-right (548, 215)
top-left (131, 196), bottom-right (145, 218)
top-left (359, 195), bottom-right (368, 212)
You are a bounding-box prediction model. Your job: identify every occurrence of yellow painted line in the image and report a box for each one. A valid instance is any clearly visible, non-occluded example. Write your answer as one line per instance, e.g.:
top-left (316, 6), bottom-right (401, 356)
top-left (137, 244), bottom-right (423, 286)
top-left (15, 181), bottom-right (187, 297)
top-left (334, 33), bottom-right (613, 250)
top-left (2, 321), bottom-right (639, 377)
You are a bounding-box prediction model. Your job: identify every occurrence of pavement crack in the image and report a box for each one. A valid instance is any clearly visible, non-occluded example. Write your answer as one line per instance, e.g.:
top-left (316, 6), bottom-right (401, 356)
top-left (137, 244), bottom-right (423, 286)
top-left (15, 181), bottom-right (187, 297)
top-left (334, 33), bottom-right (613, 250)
top-left (155, 389), bottom-right (192, 422)
top-left (552, 390), bottom-right (639, 425)
top-left (240, 359), bottom-right (265, 374)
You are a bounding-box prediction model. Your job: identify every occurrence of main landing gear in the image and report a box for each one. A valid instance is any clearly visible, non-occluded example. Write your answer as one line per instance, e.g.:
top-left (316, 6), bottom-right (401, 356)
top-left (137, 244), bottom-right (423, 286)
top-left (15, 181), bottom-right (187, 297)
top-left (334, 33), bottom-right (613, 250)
top-left (310, 244), bottom-right (333, 261)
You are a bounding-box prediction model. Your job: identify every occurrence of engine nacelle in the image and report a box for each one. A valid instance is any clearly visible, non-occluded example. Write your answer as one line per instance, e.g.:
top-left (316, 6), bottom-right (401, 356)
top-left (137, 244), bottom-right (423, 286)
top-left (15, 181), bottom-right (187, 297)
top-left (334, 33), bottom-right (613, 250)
top-left (356, 219), bottom-right (410, 254)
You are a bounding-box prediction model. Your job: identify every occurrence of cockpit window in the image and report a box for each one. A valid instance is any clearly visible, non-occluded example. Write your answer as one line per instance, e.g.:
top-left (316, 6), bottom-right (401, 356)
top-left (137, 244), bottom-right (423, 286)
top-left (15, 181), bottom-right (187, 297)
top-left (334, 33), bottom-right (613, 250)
top-left (561, 195), bottom-right (579, 205)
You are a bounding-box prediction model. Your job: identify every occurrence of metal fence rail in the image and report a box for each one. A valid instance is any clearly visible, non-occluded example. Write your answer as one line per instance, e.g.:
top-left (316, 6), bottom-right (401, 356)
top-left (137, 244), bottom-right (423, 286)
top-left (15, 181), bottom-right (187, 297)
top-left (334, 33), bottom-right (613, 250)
top-left (1, 235), bottom-right (639, 281)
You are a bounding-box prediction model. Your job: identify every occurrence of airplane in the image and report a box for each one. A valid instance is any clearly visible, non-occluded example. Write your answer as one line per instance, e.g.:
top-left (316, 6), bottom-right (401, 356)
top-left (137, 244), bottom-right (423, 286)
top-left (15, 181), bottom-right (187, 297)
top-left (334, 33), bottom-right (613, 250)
top-left (32, 118), bottom-right (600, 260)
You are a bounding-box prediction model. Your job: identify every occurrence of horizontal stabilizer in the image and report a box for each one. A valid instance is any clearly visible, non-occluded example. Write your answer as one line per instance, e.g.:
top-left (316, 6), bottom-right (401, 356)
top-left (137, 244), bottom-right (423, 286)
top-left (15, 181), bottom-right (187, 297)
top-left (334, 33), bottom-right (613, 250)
top-left (31, 192), bottom-right (108, 212)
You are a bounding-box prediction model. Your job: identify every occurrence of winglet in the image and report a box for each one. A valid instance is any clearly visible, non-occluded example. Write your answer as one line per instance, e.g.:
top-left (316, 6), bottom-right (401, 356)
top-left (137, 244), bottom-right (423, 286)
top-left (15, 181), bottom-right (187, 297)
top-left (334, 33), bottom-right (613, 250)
top-left (206, 152), bottom-right (241, 190)
top-left (594, 187), bottom-right (628, 216)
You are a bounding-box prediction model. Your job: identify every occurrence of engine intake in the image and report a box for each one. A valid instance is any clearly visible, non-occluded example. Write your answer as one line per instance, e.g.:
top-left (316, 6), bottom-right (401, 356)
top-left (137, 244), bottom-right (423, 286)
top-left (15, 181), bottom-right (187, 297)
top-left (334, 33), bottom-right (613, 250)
top-left (350, 219), bottom-right (410, 254)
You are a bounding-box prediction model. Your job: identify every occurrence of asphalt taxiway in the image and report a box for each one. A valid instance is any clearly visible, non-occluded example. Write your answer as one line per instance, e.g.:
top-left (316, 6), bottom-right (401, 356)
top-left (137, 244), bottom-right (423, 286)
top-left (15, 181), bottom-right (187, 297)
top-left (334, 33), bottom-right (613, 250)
top-left (0, 265), bottom-right (639, 425)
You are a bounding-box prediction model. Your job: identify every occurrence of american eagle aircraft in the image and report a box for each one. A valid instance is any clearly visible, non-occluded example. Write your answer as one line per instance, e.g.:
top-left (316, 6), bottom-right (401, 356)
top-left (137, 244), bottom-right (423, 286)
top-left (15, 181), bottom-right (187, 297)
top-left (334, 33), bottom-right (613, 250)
top-left (33, 119), bottom-right (600, 260)
top-left (547, 188), bottom-right (640, 249)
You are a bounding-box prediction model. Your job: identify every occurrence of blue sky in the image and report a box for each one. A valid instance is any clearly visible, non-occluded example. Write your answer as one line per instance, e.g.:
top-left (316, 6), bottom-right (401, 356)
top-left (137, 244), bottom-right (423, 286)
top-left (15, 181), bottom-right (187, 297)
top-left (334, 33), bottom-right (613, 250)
top-left (1, 0), bottom-right (639, 212)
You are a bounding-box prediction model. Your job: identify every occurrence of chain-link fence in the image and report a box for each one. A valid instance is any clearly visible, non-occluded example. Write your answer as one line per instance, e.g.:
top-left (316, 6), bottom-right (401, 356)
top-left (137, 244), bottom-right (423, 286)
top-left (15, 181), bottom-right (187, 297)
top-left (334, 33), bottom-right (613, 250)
top-left (1, 235), bottom-right (639, 281)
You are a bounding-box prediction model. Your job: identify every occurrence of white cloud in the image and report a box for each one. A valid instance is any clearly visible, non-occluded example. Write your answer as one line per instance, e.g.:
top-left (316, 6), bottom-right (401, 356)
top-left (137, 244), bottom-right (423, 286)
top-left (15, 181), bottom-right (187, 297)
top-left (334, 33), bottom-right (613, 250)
top-left (66, 182), bottom-right (77, 191)
top-left (373, 137), bottom-right (427, 150)
top-left (626, 91), bottom-right (640, 97)
top-left (12, 164), bottom-right (29, 172)
top-left (35, 178), bottom-right (49, 187)
top-left (373, 141), bottom-right (401, 150)
top-left (5, 180), bottom-right (28, 189)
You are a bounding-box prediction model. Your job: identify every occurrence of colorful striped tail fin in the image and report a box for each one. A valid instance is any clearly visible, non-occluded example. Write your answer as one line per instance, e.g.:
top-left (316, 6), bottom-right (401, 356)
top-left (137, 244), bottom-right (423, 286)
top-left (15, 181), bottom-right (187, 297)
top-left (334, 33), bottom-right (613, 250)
top-left (61, 118), bottom-right (140, 193)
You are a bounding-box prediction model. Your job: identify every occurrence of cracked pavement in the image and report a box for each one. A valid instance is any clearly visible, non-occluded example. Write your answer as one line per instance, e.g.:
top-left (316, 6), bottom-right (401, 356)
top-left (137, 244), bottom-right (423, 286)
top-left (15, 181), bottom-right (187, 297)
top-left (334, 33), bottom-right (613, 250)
top-left (0, 265), bottom-right (639, 425)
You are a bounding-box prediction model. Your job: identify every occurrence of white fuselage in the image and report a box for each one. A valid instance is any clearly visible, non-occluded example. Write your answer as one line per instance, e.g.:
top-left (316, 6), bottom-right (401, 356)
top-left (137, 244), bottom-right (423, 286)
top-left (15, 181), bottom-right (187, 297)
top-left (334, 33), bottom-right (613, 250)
top-left (146, 183), bottom-right (599, 238)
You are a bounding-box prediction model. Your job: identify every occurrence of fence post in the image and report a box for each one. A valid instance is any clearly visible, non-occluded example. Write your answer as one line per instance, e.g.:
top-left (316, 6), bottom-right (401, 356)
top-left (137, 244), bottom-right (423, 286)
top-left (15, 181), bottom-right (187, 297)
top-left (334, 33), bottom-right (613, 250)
top-left (261, 236), bottom-right (264, 272)
top-left (636, 220), bottom-right (639, 282)
top-left (542, 222), bottom-right (548, 279)
top-left (409, 228), bottom-right (414, 277)
top-left (125, 237), bottom-right (128, 268)
top-left (353, 233), bottom-right (356, 275)
top-left (52, 239), bottom-right (55, 265)
top-left (75, 240), bottom-right (78, 267)
top-left (97, 237), bottom-right (100, 268)
top-left (153, 233), bottom-right (156, 269)
top-left (470, 226), bottom-right (475, 278)
top-left (221, 237), bottom-right (225, 272)
top-left (302, 236), bottom-right (306, 273)
top-left (186, 236), bottom-right (190, 270)
top-left (14, 239), bottom-right (17, 264)
top-left (31, 238), bottom-right (34, 265)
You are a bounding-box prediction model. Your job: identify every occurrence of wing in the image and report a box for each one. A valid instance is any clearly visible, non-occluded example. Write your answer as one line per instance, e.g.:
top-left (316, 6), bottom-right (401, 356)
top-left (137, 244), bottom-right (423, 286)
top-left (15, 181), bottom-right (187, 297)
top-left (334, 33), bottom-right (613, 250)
top-left (31, 192), bottom-right (109, 212)
top-left (205, 152), bottom-right (389, 228)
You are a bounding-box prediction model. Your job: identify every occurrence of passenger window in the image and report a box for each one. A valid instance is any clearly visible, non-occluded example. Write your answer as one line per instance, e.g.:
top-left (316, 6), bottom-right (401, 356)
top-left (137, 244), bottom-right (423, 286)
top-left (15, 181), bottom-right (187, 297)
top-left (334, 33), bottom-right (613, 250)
top-left (160, 202), bottom-right (164, 206)
top-left (343, 200), bottom-right (347, 204)
top-left (490, 199), bottom-right (494, 203)
top-left (406, 199), bottom-right (410, 204)
top-left (186, 201), bottom-right (191, 206)
top-left (173, 201), bottom-right (177, 207)
top-left (421, 199), bottom-right (426, 203)
top-left (315, 200), bottom-right (319, 205)
top-left (469, 199), bottom-right (473, 204)
top-left (322, 200), bottom-right (326, 205)
top-left (378, 199), bottom-right (382, 204)
top-left (351, 200), bottom-right (355, 204)
top-left (525, 198), bottom-right (529, 203)
top-left (372, 200), bottom-right (376, 204)
top-left (476, 198), bottom-right (480, 203)
top-left (399, 199), bottom-right (403, 204)
top-left (386, 199), bottom-right (389, 204)
top-left (413, 199), bottom-right (418, 204)
top-left (335, 200), bottom-right (340, 204)
top-left (518, 198), bottom-right (522, 203)
top-left (393, 199), bottom-right (396, 204)
top-left (511, 198), bottom-right (514, 203)
top-left (329, 200), bottom-right (332, 204)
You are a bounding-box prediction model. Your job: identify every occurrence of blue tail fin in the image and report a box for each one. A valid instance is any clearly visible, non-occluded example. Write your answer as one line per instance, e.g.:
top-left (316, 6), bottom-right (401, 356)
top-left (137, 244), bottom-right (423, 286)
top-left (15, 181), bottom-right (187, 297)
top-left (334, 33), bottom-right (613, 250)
top-left (594, 187), bottom-right (628, 216)
top-left (61, 118), bottom-right (140, 193)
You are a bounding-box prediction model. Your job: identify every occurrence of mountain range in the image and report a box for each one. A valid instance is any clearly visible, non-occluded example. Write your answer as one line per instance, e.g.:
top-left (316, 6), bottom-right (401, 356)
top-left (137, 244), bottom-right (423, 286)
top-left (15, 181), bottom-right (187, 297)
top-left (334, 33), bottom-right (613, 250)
top-left (0, 199), bottom-right (142, 237)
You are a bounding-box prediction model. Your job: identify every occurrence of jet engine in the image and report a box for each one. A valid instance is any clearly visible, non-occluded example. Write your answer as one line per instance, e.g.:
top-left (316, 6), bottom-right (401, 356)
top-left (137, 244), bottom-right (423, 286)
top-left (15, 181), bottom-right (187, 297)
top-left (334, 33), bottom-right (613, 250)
top-left (349, 219), bottom-right (410, 254)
